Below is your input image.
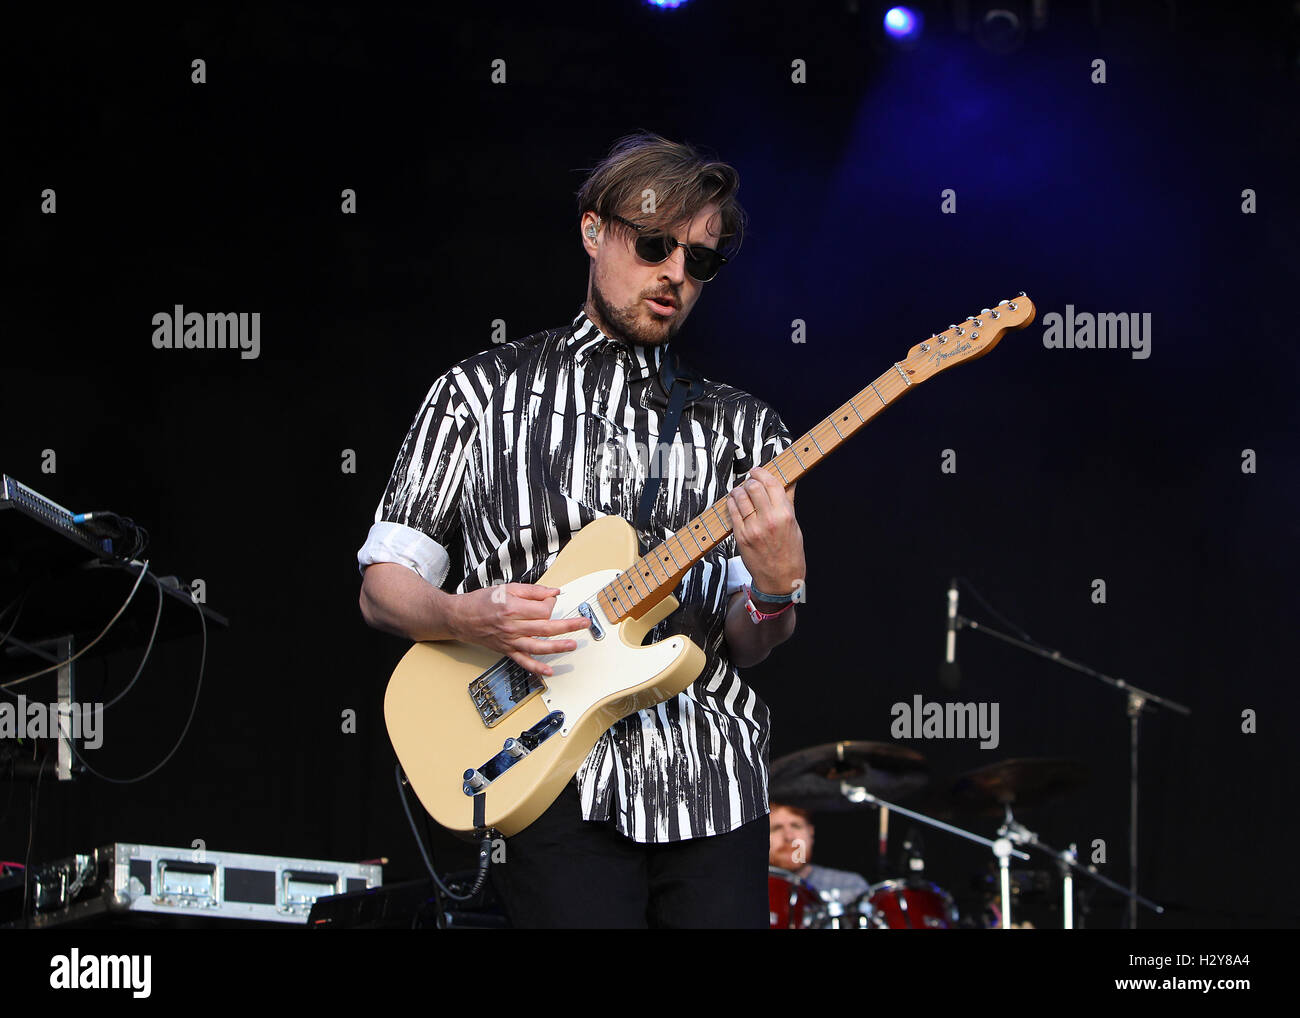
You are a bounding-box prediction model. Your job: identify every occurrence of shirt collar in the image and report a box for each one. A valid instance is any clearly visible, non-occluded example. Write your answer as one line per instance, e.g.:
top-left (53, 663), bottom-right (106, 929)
top-left (564, 307), bottom-right (668, 384)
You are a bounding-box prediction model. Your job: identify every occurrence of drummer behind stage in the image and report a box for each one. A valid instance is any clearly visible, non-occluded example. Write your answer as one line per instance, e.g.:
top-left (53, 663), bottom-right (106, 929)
top-left (769, 802), bottom-right (869, 903)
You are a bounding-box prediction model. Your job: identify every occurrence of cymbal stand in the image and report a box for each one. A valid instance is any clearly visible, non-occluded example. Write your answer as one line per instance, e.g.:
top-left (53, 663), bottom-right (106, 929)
top-left (841, 780), bottom-right (1030, 930)
top-left (999, 807), bottom-right (1164, 928)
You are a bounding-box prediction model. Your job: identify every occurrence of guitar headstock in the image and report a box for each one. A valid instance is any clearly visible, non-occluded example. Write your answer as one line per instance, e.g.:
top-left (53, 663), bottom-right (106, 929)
top-left (900, 293), bottom-right (1036, 384)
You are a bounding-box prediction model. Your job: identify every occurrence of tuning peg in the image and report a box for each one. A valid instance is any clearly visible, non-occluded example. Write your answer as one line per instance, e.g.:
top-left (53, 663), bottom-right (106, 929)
top-left (1017, 291), bottom-right (1026, 297)
top-left (980, 308), bottom-right (991, 315)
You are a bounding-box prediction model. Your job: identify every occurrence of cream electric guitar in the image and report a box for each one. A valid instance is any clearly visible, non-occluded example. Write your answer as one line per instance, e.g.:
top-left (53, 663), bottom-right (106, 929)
top-left (386, 294), bottom-right (1036, 837)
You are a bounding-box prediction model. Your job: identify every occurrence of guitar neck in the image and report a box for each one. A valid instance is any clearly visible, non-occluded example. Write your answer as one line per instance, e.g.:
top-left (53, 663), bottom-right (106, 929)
top-left (592, 292), bottom-right (1037, 624)
top-left (596, 360), bottom-right (915, 624)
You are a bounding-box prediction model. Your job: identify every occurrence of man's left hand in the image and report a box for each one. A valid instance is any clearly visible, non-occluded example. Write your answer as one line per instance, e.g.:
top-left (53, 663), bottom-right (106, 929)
top-left (727, 464), bottom-right (805, 595)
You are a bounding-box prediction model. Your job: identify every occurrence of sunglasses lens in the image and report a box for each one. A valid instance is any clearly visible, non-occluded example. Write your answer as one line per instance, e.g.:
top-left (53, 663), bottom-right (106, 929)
top-left (634, 235), bottom-right (672, 263)
top-left (684, 249), bottom-right (722, 282)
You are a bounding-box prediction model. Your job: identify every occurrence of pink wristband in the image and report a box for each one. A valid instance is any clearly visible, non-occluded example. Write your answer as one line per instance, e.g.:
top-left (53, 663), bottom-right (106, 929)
top-left (743, 584), bottom-right (795, 624)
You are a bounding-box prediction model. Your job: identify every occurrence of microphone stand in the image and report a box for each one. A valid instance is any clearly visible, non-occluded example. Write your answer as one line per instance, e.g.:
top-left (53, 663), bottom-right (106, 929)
top-left (956, 615), bottom-right (1189, 927)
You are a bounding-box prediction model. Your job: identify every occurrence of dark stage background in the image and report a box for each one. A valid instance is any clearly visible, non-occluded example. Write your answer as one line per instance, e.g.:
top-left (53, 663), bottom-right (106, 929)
top-left (4, 2), bottom-right (1298, 930)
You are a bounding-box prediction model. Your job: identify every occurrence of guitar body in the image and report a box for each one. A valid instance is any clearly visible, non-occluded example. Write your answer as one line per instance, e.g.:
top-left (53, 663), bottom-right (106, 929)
top-left (385, 513), bottom-right (707, 838)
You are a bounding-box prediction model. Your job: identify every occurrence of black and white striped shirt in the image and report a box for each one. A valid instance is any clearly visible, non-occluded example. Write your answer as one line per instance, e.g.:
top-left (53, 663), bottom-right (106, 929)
top-left (358, 309), bottom-right (793, 842)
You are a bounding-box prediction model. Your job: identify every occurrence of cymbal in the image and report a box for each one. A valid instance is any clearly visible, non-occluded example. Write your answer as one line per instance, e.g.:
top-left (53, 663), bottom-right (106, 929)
top-left (770, 740), bottom-right (930, 812)
top-left (950, 757), bottom-right (1088, 815)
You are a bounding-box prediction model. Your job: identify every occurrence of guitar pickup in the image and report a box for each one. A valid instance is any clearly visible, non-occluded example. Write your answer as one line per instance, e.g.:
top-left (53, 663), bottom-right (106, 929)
top-left (462, 712), bottom-right (565, 795)
top-left (577, 602), bottom-right (604, 640)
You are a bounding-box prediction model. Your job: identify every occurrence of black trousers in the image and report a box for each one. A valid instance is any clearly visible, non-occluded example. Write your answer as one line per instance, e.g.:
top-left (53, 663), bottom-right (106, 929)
top-left (489, 780), bottom-right (769, 929)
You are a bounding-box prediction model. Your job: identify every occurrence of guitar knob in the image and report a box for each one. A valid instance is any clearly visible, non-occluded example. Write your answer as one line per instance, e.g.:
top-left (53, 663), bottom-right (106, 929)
top-left (504, 738), bottom-right (528, 759)
top-left (463, 768), bottom-right (488, 793)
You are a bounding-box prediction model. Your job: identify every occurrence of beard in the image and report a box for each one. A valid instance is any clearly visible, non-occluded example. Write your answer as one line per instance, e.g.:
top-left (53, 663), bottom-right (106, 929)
top-left (588, 273), bottom-right (684, 348)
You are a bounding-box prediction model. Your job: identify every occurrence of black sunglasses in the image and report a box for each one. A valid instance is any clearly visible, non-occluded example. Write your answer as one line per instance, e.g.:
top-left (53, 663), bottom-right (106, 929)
top-left (608, 214), bottom-right (728, 282)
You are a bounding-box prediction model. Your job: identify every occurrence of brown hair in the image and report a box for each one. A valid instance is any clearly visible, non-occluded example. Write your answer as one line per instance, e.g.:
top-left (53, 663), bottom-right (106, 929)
top-left (576, 131), bottom-right (747, 256)
top-left (770, 802), bottom-right (813, 824)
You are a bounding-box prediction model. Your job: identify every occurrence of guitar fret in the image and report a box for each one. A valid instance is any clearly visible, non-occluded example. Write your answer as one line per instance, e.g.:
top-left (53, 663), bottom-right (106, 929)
top-left (625, 565), bottom-right (649, 600)
top-left (647, 553), bottom-right (669, 587)
top-left (871, 382), bottom-right (886, 406)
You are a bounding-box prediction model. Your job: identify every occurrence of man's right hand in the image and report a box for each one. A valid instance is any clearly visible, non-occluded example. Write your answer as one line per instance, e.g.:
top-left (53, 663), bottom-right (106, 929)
top-left (450, 583), bottom-right (592, 677)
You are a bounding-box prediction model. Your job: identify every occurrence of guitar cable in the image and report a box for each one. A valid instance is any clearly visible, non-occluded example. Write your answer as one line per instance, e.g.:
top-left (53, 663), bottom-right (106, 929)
top-left (395, 762), bottom-right (495, 905)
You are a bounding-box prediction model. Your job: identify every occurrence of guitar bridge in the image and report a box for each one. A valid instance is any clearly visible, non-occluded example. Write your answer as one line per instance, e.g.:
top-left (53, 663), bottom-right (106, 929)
top-left (469, 659), bottom-right (545, 726)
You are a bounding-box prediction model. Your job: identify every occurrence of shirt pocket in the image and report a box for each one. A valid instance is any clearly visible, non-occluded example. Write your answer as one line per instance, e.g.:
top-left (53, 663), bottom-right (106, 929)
top-left (554, 411), bottom-right (634, 518)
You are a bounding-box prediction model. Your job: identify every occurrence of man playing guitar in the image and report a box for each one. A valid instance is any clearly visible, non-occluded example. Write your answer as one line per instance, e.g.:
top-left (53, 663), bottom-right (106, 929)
top-left (358, 132), bottom-right (805, 927)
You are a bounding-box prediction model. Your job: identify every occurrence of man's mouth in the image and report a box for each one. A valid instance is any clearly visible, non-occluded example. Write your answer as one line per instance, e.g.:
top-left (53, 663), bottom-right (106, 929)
top-left (645, 295), bottom-right (677, 315)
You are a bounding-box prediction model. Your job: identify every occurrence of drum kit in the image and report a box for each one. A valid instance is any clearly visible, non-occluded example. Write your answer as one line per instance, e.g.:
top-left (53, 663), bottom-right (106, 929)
top-left (769, 872), bottom-right (960, 930)
top-left (766, 741), bottom-right (1106, 930)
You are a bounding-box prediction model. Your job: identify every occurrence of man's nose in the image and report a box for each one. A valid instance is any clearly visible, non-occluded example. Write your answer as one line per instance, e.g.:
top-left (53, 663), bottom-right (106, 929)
top-left (659, 246), bottom-right (688, 284)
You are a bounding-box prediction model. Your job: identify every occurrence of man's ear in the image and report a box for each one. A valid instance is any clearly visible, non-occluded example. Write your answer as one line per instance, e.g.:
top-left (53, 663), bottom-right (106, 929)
top-left (580, 213), bottom-right (601, 257)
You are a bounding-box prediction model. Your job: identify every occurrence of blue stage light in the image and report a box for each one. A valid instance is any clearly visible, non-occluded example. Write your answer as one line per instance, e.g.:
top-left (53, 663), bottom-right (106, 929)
top-left (884, 6), bottom-right (922, 41)
top-left (646, 0), bottom-right (689, 9)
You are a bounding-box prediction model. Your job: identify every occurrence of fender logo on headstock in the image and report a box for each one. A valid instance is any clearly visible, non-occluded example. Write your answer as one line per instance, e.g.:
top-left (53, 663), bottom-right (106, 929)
top-left (928, 339), bottom-right (974, 369)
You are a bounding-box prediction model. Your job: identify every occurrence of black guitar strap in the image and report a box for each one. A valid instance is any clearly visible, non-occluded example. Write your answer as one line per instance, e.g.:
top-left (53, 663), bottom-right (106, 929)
top-left (635, 347), bottom-right (704, 546)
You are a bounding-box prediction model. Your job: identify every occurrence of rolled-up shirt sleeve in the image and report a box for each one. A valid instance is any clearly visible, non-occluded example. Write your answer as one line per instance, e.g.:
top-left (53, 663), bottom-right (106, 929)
top-left (725, 554), bottom-right (754, 597)
top-left (357, 521), bottom-right (453, 588)
top-left (357, 369), bottom-right (476, 589)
